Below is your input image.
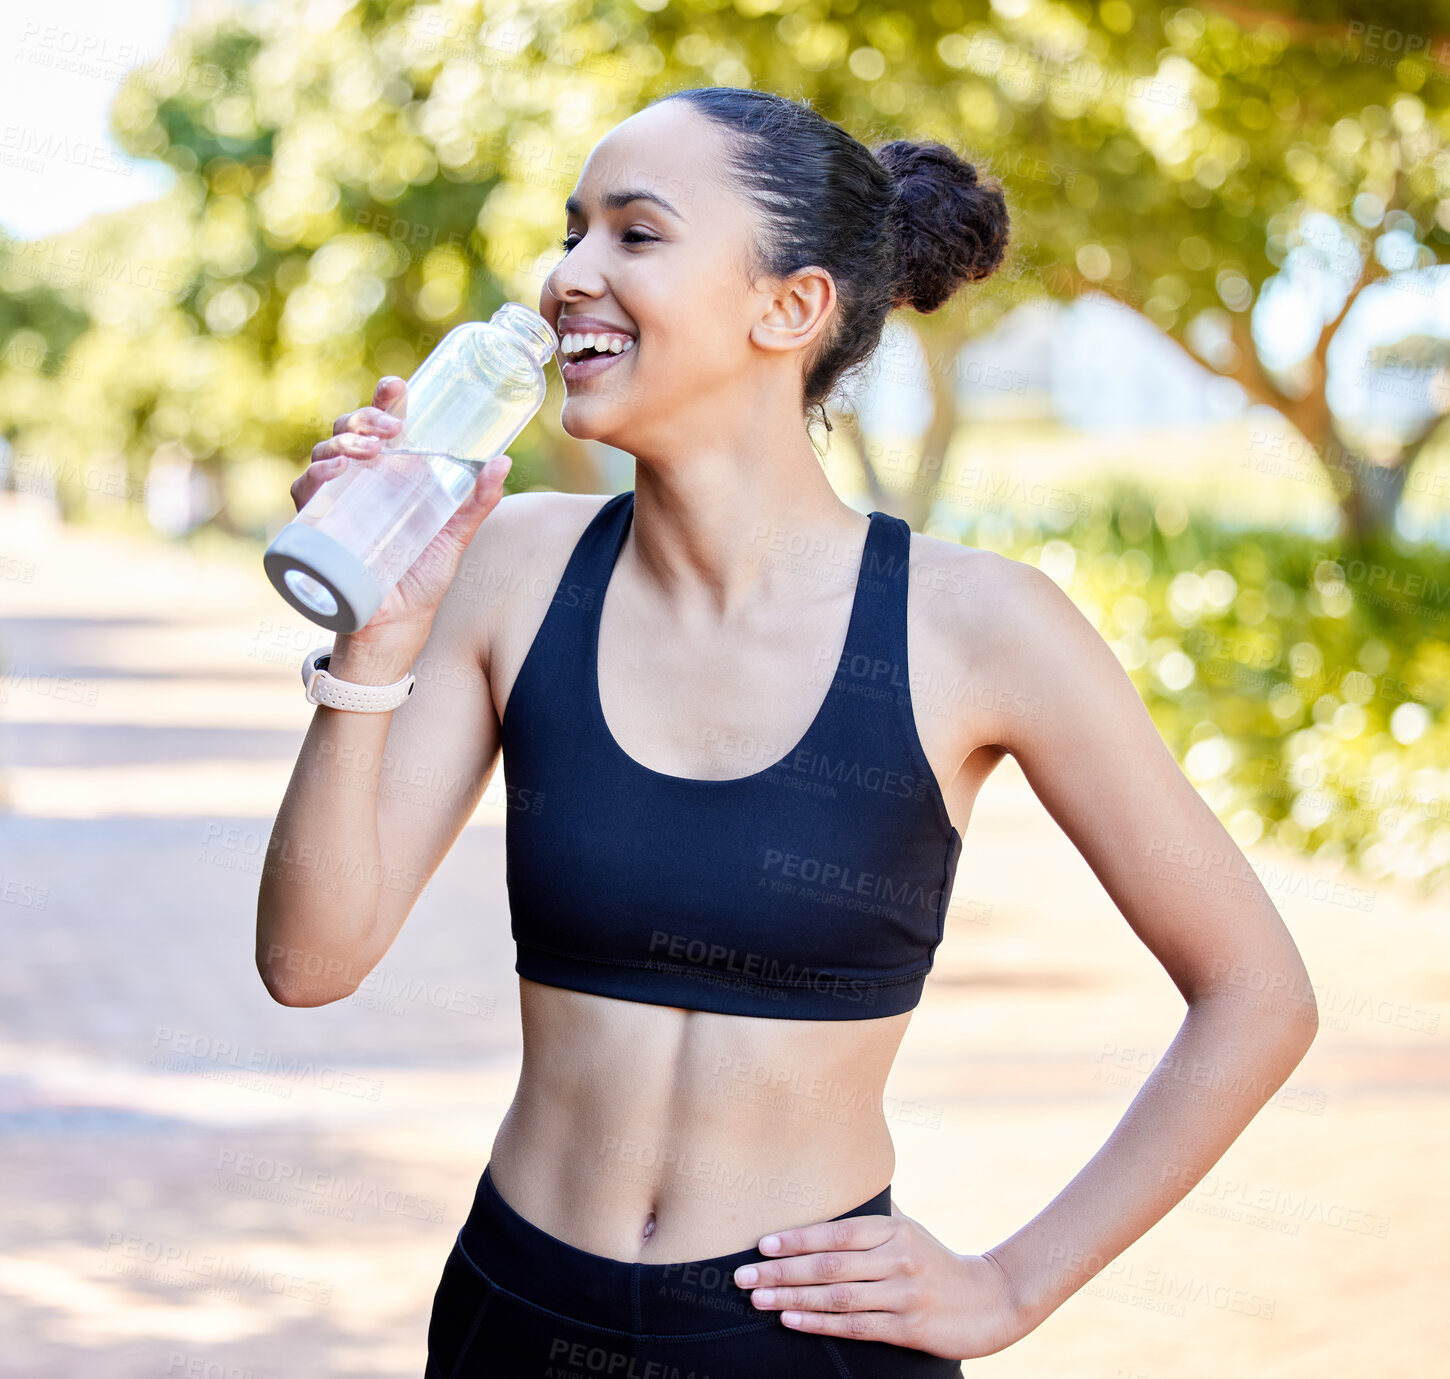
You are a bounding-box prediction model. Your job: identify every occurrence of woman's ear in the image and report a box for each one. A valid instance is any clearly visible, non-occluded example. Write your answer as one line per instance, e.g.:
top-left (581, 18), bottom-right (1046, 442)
top-left (751, 266), bottom-right (837, 356)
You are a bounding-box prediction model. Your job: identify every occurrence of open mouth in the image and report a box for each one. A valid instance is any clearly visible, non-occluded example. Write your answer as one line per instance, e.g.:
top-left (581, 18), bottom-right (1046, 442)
top-left (559, 336), bottom-right (635, 380)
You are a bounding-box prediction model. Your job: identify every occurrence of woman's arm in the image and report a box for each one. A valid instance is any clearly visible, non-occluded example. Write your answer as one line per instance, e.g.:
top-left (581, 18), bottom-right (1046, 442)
top-left (255, 380), bottom-right (523, 1006)
top-left (974, 556), bottom-right (1320, 1333)
top-left (255, 553), bottom-right (502, 1006)
top-left (724, 545), bottom-right (1318, 1359)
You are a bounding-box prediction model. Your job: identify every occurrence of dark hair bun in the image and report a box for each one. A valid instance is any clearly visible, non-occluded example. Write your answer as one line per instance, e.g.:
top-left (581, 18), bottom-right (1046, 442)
top-left (874, 140), bottom-right (1010, 313)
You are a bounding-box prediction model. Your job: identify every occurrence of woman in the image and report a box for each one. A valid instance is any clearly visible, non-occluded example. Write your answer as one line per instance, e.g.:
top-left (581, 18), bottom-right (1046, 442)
top-left (258, 88), bottom-right (1319, 1376)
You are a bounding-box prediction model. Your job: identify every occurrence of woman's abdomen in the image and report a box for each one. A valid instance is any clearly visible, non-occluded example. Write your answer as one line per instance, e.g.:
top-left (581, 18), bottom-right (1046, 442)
top-left (488, 978), bottom-right (911, 1262)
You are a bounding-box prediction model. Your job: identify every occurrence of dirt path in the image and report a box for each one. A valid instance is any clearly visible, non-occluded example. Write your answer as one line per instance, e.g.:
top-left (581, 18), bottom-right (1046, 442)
top-left (1, 492), bottom-right (1444, 1377)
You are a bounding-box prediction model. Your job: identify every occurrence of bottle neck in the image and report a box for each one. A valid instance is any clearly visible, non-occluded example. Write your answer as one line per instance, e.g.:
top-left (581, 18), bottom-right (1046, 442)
top-left (493, 303), bottom-right (558, 368)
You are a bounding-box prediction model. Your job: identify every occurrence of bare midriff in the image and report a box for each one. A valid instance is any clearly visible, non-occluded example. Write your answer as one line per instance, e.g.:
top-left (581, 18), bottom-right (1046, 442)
top-left (485, 976), bottom-right (913, 1263)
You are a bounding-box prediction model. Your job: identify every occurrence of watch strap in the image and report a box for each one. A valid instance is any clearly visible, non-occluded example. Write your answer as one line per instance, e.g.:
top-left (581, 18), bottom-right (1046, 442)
top-left (302, 645), bottom-right (416, 712)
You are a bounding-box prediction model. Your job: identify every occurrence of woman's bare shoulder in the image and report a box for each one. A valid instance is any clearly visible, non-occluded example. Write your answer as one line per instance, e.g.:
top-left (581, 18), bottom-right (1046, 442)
top-left (454, 488), bottom-right (618, 669)
top-left (475, 487), bottom-right (616, 548)
top-left (904, 530), bottom-right (1074, 748)
top-left (905, 528), bottom-right (1035, 646)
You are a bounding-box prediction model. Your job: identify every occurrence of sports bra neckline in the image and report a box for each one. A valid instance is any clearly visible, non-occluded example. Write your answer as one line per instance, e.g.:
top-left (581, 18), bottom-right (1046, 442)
top-left (587, 491), bottom-right (889, 789)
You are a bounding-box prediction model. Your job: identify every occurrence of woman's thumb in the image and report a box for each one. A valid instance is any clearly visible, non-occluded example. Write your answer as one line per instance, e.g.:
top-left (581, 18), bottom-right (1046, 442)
top-left (449, 455), bottom-right (511, 531)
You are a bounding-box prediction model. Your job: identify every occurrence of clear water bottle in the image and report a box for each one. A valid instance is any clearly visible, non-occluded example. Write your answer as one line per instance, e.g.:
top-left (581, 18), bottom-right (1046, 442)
top-left (264, 302), bottom-right (558, 632)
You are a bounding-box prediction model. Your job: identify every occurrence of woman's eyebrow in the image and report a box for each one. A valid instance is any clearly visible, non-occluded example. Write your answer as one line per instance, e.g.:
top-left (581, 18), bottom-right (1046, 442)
top-left (564, 188), bottom-right (684, 221)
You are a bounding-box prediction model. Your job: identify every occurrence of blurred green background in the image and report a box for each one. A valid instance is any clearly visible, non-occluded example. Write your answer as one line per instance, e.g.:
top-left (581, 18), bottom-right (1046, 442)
top-left (3, 0), bottom-right (1446, 888)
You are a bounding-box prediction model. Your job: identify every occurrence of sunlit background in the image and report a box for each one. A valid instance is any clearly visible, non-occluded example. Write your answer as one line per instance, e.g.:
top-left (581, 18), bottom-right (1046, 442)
top-left (1, 0), bottom-right (1447, 1374)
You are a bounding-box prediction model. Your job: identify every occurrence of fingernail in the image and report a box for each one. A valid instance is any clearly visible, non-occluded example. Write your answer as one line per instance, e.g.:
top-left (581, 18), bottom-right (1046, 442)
top-left (759, 1235), bottom-right (780, 1253)
top-left (490, 456), bottom-right (513, 479)
top-left (734, 1266), bottom-right (757, 1286)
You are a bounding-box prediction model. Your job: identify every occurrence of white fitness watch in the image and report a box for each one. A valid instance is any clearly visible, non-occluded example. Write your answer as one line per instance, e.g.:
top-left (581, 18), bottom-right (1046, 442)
top-left (302, 645), bottom-right (416, 712)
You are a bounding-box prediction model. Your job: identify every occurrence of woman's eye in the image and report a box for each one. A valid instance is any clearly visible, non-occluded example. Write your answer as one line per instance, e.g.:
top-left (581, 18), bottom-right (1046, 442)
top-left (557, 229), bottom-right (658, 252)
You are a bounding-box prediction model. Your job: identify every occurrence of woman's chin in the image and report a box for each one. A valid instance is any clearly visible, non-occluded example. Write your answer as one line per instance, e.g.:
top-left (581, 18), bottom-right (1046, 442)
top-left (558, 407), bottom-right (617, 445)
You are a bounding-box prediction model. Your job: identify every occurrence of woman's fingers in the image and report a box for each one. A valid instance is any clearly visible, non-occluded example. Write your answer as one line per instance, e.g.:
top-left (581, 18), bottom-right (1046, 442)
top-left (290, 433), bottom-right (384, 511)
top-left (745, 1278), bottom-right (905, 1317)
top-left (417, 456), bottom-right (513, 575)
top-left (299, 378), bottom-right (409, 512)
top-left (373, 375), bottom-right (406, 419)
top-left (332, 404), bottom-right (403, 440)
top-left (434, 455), bottom-right (513, 548)
top-left (314, 432), bottom-right (383, 462)
top-left (291, 457), bottom-right (345, 512)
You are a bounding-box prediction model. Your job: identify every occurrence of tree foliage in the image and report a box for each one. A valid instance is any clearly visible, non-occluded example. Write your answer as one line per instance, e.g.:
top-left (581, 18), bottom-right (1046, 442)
top-left (0, 0), bottom-right (1445, 540)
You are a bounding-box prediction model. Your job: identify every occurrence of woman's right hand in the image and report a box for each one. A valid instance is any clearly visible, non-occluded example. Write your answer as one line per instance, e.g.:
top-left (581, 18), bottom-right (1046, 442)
top-left (292, 375), bottom-right (513, 680)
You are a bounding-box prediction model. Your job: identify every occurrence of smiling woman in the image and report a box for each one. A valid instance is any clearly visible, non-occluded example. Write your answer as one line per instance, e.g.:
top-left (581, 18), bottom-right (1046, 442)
top-left (538, 85), bottom-right (1008, 463)
top-left (258, 81), bottom-right (1316, 1379)
top-left (409, 87), bottom-right (1016, 1376)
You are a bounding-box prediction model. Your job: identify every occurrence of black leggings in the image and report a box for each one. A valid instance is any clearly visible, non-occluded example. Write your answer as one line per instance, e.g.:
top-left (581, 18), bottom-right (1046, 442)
top-left (426, 1162), bottom-right (965, 1378)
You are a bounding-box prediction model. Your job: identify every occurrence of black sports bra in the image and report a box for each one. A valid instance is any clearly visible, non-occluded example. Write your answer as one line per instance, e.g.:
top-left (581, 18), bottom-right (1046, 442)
top-left (498, 491), bottom-right (962, 1019)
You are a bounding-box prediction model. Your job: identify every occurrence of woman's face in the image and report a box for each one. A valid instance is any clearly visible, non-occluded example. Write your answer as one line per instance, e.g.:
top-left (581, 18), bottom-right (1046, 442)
top-left (539, 102), bottom-right (820, 451)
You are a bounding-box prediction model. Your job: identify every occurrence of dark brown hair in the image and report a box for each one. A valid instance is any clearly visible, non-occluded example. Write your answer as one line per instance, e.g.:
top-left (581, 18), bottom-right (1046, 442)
top-left (650, 86), bottom-right (1010, 427)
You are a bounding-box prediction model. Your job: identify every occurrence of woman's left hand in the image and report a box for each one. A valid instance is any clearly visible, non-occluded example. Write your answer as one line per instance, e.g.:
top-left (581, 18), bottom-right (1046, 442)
top-left (731, 1199), bottom-right (1028, 1361)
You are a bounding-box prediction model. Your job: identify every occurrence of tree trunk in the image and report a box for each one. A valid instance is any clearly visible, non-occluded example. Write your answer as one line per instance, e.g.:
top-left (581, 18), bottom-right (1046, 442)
top-left (1337, 453), bottom-right (1408, 545)
top-left (906, 336), bottom-right (962, 530)
top-left (1334, 411), bottom-right (1446, 546)
top-left (847, 324), bottom-right (962, 529)
top-left (830, 405), bottom-right (890, 514)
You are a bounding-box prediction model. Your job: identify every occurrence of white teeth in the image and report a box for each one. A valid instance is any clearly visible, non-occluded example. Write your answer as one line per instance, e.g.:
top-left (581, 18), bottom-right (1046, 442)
top-left (559, 331), bottom-right (636, 362)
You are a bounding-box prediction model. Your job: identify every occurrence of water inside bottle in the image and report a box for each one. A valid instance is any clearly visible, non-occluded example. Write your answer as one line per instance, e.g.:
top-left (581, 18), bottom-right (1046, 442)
top-left (297, 448), bottom-right (482, 592)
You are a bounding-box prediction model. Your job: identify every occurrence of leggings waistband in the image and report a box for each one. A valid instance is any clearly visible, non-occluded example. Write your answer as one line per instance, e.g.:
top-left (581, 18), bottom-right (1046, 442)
top-left (457, 1162), bottom-right (892, 1336)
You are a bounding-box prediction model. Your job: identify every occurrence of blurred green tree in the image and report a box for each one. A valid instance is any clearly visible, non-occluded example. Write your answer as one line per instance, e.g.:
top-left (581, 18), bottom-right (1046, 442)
top-left (0, 0), bottom-right (1443, 544)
